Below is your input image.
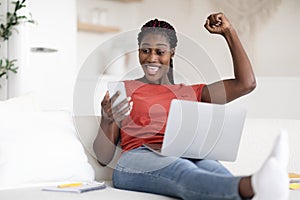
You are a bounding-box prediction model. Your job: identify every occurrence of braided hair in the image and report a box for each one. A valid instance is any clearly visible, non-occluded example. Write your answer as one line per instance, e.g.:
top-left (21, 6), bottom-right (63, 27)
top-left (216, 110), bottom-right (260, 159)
top-left (137, 19), bottom-right (178, 84)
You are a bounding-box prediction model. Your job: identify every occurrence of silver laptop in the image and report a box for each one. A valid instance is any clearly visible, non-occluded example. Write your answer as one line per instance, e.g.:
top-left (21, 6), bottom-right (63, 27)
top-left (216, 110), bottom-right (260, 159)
top-left (145, 99), bottom-right (247, 162)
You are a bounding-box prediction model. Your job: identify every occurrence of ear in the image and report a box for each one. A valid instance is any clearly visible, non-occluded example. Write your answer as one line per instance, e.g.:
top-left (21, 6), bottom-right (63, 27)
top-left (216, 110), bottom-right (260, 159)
top-left (170, 48), bottom-right (175, 57)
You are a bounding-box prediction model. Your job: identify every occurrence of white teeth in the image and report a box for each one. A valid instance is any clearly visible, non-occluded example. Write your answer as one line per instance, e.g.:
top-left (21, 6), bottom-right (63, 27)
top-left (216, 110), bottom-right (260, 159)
top-left (148, 66), bottom-right (159, 72)
top-left (145, 65), bottom-right (160, 75)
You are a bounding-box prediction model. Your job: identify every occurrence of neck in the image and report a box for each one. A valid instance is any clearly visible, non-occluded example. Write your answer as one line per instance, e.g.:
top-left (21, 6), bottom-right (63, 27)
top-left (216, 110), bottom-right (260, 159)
top-left (137, 76), bottom-right (172, 85)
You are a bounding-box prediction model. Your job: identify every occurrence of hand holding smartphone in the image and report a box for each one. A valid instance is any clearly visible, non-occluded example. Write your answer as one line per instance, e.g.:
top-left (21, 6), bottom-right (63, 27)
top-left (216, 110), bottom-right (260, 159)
top-left (107, 81), bottom-right (130, 115)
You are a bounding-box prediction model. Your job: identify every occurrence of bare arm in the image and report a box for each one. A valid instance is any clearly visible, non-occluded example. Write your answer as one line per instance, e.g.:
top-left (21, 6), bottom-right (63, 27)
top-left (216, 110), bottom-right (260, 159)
top-left (201, 13), bottom-right (256, 104)
top-left (93, 91), bottom-right (131, 166)
top-left (93, 116), bottom-right (119, 166)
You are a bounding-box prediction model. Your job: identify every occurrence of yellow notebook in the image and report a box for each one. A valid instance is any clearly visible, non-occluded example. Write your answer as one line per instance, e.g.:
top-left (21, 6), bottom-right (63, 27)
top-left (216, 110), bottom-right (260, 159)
top-left (289, 173), bottom-right (300, 179)
top-left (42, 181), bottom-right (106, 193)
top-left (290, 183), bottom-right (300, 190)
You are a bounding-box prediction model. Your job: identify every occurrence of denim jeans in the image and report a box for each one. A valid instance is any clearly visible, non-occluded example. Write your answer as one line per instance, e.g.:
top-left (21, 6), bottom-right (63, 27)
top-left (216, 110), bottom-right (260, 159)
top-left (113, 146), bottom-right (244, 200)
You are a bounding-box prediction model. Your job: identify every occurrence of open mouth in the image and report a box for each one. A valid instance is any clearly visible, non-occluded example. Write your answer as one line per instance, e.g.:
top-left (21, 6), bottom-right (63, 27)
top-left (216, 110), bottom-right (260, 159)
top-left (145, 64), bottom-right (160, 75)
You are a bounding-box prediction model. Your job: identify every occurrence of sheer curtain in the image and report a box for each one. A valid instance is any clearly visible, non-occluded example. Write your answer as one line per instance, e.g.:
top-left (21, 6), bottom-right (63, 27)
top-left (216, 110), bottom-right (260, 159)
top-left (210, 0), bottom-right (282, 37)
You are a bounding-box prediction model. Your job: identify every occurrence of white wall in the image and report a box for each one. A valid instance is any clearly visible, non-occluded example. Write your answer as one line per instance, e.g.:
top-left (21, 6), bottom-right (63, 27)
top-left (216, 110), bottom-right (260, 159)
top-left (233, 77), bottom-right (300, 119)
top-left (77, 0), bottom-right (300, 77)
top-left (4, 0), bottom-right (77, 110)
top-left (254, 0), bottom-right (300, 76)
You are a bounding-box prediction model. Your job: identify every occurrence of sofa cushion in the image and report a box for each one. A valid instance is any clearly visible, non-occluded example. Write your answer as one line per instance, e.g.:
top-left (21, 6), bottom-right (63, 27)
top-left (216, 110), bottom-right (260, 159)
top-left (0, 92), bottom-right (41, 112)
top-left (73, 116), bottom-right (117, 181)
top-left (221, 118), bottom-right (300, 176)
top-left (0, 110), bottom-right (95, 189)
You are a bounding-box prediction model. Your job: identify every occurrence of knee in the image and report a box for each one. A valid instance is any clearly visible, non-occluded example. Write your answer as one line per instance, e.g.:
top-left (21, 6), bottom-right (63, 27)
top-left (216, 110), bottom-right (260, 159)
top-left (196, 160), bottom-right (233, 176)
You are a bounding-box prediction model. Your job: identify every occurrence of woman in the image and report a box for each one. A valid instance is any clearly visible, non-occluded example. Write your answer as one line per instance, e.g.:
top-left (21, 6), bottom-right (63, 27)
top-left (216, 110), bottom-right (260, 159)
top-left (94, 13), bottom-right (289, 200)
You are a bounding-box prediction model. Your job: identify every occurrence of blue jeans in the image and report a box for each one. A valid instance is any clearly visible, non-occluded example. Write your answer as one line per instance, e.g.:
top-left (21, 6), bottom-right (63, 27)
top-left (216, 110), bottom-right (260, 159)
top-left (113, 146), bottom-right (244, 200)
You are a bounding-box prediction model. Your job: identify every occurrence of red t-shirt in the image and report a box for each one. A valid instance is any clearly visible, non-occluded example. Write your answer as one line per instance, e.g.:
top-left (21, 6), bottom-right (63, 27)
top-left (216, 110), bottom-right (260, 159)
top-left (120, 80), bottom-right (206, 152)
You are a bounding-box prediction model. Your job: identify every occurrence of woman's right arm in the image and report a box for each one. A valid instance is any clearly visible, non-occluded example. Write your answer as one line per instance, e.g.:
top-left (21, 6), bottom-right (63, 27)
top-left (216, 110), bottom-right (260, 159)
top-left (93, 116), bottom-right (120, 166)
top-left (93, 91), bottom-right (131, 166)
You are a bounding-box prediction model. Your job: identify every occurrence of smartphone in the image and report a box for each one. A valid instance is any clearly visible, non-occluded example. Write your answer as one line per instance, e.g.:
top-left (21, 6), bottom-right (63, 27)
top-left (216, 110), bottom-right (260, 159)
top-left (107, 81), bottom-right (128, 110)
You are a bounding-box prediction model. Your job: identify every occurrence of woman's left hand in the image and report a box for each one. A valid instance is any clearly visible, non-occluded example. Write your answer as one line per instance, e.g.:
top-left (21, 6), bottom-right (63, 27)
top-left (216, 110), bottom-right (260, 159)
top-left (204, 13), bottom-right (232, 36)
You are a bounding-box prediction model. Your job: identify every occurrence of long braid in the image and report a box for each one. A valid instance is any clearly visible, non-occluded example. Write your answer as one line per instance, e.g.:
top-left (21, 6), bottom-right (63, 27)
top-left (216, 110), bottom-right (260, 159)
top-left (168, 58), bottom-right (174, 84)
top-left (138, 19), bottom-right (178, 84)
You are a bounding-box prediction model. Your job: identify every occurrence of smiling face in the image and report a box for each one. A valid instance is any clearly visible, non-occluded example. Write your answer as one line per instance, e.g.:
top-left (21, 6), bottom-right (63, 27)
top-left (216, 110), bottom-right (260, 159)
top-left (139, 33), bottom-right (174, 84)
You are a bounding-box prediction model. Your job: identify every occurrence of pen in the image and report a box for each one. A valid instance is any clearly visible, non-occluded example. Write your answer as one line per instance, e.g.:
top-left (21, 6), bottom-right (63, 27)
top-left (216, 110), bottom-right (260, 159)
top-left (57, 182), bottom-right (83, 188)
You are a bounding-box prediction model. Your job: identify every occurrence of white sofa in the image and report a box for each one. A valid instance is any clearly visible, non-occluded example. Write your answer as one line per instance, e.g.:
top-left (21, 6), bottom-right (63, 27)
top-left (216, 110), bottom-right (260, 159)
top-left (0, 97), bottom-right (300, 199)
top-left (76, 116), bottom-right (300, 200)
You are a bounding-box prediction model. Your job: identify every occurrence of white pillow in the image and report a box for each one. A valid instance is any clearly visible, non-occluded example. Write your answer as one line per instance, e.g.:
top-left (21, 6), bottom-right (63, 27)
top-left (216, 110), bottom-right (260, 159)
top-left (0, 110), bottom-right (95, 189)
top-left (0, 92), bottom-right (41, 112)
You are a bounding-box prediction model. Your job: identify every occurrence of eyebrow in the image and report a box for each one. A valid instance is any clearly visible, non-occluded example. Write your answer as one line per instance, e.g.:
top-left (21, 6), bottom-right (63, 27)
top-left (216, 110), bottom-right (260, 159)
top-left (140, 43), bottom-right (168, 48)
